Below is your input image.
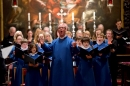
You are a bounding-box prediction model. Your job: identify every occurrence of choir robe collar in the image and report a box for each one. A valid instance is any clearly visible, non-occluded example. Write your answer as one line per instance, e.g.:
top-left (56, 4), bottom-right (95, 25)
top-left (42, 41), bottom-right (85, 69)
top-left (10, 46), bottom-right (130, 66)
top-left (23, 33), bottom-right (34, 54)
top-left (59, 35), bottom-right (67, 39)
top-left (93, 41), bottom-right (108, 51)
top-left (97, 42), bottom-right (108, 51)
top-left (29, 53), bottom-right (41, 59)
top-left (81, 45), bottom-right (91, 50)
top-left (116, 27), bottom-right (124, 31)
top-left (86, 47), bottom-right (93, 52)
top-left (21, 47), bottom-right (28, 51)
top-left (29, 52), bottom-right (38, 56)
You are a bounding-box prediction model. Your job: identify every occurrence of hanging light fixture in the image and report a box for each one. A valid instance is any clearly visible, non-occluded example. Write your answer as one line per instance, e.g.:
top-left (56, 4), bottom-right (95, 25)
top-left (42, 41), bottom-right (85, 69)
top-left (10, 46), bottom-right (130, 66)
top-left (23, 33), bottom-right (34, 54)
top-left (107, 0), bottom-right (113, 13)
top-left (12, 0), bottom-right (18, 13)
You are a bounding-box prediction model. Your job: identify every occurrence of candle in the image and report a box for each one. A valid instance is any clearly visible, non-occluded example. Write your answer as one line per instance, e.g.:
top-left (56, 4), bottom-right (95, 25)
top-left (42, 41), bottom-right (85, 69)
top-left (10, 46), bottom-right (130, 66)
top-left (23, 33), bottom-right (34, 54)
top-left (72, 12), bottom-right (74, 21)
top-left (82, 12), bottom-right (85, 20)
top-left (39, 12), bottom-right (41, 21)
top-left (49, 13), bottom-right (51, 21)
top-left (28, 13), bottom-right (30, 21)
top-left (93, 12), bottom-right (95, 20)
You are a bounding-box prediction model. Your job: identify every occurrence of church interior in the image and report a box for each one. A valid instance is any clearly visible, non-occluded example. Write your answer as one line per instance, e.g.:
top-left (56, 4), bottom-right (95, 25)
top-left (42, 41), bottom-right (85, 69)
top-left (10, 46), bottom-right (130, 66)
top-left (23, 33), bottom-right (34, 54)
top-left (0, 0), bottom-right (130, 86)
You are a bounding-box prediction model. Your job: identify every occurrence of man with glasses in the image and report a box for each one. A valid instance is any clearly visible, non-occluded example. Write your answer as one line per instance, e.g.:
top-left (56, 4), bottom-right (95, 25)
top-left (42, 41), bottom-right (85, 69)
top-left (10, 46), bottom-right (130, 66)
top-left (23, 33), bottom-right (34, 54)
top-left (41, 23), bottom-right (78, 86)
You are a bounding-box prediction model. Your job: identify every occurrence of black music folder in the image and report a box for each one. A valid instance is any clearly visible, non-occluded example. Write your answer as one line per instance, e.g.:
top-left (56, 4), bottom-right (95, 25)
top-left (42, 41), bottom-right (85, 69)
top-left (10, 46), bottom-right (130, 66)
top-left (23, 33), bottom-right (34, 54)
top-left (78, 47), bottom-right (98, 59)
top-left (23, 53), bottom-right (44, 64)
top-left (23, 51), bottom-right (52, 64)
top-left (15, 47), bottom-right (28, 59)
top-left (97, 45), bottom-right (110, 54)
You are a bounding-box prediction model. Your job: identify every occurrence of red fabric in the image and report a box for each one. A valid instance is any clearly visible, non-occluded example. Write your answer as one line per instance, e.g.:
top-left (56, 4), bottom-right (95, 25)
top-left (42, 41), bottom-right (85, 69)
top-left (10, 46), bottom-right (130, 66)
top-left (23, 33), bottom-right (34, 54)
top-left (23, 69), bottom-right (27, 76)
top-left (108, 0), bottom-right (112, 4)
top-left (12, 0), bottom-right (17, 5)
top-left (117, 79), bottom-right (121, 85)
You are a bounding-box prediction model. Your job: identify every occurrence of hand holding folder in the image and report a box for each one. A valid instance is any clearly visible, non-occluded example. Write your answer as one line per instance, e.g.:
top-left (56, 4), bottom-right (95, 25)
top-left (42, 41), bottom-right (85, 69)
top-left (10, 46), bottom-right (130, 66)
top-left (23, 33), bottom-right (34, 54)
top-left (78, 47), bottom-right (98, 60)
top-left (23, 53), bottom-right (43, 65)
top-left (23, 51), bottom-right (52, 65)
top-left (97, 45), bottom-right (110, 54)
top-left (15, 47), bottom-right (28, 59)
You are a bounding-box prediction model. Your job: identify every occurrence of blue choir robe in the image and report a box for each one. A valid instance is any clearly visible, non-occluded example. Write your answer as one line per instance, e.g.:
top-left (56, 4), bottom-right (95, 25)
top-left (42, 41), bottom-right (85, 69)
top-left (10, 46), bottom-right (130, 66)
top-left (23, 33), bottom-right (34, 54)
top-left (75, 47), bottom-right (96, 86)
top-left (42, 36), bottom-right (79, 86)
top-left (90, 40), bottom-right (93, 46)
top-left (73, 55), bottom-right (80, 67)
top-left (25, 53), bottom-right (43, 86)
top-left (36, 44), bottom-right (48, 86)
top-left (93, 42), bottom-right (112, 86)
top-left (9, 45), bottom-right (25, 86)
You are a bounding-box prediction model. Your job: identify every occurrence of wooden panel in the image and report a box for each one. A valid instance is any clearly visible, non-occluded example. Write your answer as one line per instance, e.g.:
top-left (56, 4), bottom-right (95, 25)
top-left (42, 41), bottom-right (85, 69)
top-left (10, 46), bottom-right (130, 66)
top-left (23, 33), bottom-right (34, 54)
top-left (117, 54), bottom-right (130, 62)
top-left (0, 0), bottom-right (3, 41)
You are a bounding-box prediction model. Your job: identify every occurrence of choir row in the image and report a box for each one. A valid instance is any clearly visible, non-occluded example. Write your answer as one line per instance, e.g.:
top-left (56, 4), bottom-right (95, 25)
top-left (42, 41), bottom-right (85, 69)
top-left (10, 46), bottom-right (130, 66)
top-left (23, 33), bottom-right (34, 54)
top-left (0, 20), bottom-right (128, 86)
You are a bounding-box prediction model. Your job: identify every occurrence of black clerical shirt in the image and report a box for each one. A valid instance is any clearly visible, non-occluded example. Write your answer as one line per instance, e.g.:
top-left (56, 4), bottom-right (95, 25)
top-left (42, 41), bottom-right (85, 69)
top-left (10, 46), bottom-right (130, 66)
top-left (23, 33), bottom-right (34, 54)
top-left (1, 35), bottom-right (14, 48)
top-left (113, 28), bottom-right (128, 54)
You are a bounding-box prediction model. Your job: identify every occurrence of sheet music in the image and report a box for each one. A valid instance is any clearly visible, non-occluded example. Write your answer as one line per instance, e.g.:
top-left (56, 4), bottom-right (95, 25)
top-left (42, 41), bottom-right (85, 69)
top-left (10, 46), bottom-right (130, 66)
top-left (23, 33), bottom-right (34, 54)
top-left (1, 45), bottom-right (14, 59)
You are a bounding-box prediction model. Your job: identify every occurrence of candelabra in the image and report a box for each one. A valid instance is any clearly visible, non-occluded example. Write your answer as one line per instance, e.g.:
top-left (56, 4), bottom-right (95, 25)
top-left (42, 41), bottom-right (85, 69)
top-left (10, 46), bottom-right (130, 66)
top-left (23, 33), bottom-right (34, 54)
top-left (83, 19), bottom-right (86, 32)
top-left (39, 20), bottom-right (42, 29)
top-left (93, 19), bottom-right (96, 32)
top-left (49, 21), bottom-right (52, 33)
top-left (72, 20), bottom-right (75, 38)
top-left (28, 21), bottom-right (31, 29)
top-left (93, 12), bottom-right (96, 32)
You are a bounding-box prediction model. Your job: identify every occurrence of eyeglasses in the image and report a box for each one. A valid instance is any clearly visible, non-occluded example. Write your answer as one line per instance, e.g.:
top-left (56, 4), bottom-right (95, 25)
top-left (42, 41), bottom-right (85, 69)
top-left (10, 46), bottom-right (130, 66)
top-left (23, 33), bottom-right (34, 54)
top-left (58, 27), bottom-right (66, 29)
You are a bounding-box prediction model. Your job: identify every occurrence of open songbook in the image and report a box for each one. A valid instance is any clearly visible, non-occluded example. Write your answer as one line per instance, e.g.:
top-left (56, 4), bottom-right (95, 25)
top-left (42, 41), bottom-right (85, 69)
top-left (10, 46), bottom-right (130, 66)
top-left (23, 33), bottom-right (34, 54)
top-left (1, 45), bottom-right (14, 59)
top-left (78, 44), bottom-right (113, 58)
top-left (78, 47), bottom-right (98, 59)
top-left (15, 47), bottom-right (52, 64)
top-left (23, 53), bottom-right (44, 64)
top-left (97, 45), bottom-right (111, 54)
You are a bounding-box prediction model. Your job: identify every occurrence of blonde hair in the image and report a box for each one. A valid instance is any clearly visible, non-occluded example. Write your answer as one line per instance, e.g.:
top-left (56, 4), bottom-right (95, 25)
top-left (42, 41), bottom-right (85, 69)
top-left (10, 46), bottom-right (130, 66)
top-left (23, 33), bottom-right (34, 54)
top-left (14, 31), bottom-right (23, 42)
top-left (76, 30), bottom-right (83, 37)
top-left (34, 28), bottom-right (42, 43)
top-left (106, 29), bottom-right (113, 35)
top-left (44, 32), bottom-right (53, 43)
top-left (83, 30), bottom-right (91, 38)
top-left (92, 29), bottom-right (102, 41)
top-left (96, 33), bottom-right (105, 38)
top-left (66, 31), bottom-right (72, 37)
top-left (34, 31), bottom-right (44, 43)
top-left (21, 38), bottom-right (28, 44)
